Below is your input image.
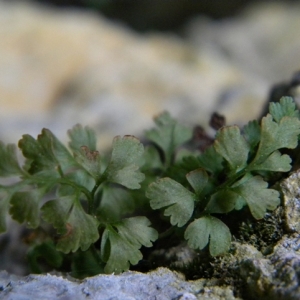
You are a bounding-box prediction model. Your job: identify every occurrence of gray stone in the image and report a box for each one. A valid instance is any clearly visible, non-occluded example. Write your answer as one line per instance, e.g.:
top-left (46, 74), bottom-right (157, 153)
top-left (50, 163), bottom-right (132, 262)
top-left (0, 267), bottom-right (239, 300)
top-left (280, 170), bottom-right (300, 233)
top-left (239, 235), bottom-right (300, 300)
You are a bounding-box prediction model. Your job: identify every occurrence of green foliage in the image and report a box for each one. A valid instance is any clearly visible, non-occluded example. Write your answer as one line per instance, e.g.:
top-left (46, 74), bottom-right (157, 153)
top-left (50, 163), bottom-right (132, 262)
top-left (101, 217), bottom-right (158, 273)
top-left (0, 125), bottom-right (155, 275)
top-left (145, 111), bottom-right (192, 167)
top-left (0, 97), bottom-right (299, 277)
top-left (27, 241), bottom-right (64, 274)
top-left (269, 96), bottom-right (300, 122)
top-left (147, 97), bottom-right (300, 256)
top-left (41, 193), bottom-right (100, 253)
top-left (0, 142), bottom-right (23, 176)
top-left (184, 216), bottom-right (231, 256)
top-left (146, 178), bottom-right (196, 227)
top-left (104, 136), bottom-right (145, 189)
top-left (214, 126), bottom-right (249, 173)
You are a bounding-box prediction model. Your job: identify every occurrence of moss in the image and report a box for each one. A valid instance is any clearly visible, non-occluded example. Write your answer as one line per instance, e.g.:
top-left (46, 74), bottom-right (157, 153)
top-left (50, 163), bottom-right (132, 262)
top-left (150, 206), bottom-right (285, 298)
top-left (234, 206), bottom-right (285, 255)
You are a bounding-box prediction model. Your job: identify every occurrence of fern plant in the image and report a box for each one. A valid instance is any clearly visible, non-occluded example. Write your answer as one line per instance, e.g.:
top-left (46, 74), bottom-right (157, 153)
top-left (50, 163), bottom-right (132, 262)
top-left (147, 96), bottom-right (300, 255)
top-left (0, 97), bottom-right (299, 276)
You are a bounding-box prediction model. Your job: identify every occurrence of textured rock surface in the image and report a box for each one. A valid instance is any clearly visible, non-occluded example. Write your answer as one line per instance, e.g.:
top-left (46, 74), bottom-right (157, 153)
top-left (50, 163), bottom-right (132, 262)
top-left (240, 235), bottom-right (300, 300)
top-left (0, 267), bottom-right (239, 300)
top-left (2, 237), bottom-right (300, 299)
top-left (236, 167), bottom-right (300, 299)
top-left (281, 170), bottom-right (300, 232)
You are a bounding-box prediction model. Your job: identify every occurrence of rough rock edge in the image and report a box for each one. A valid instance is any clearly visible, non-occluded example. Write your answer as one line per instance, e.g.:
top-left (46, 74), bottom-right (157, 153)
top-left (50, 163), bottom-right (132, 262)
top-left (0, 267), bottom-right (238, 300)
top-left (2, 236), bottom-right (300, 300)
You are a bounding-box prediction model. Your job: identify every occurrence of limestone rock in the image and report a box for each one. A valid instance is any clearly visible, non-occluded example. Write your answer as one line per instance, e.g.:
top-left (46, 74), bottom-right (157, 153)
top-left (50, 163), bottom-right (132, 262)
top-left (280, 170), bottom-right (300, 233)
top-left (240, 235), bottom-right (300, 300)
top-left (0, 267), bottom-right (239, 300)
top-left (4, 238), bottom-right (300, 300)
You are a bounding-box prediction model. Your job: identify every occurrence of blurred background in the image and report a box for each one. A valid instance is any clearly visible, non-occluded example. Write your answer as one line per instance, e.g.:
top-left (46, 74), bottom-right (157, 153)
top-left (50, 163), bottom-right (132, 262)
top-left (27, 0), bottom-right (300, 32)
top-left (1, 0), bottom-right (300, 151)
